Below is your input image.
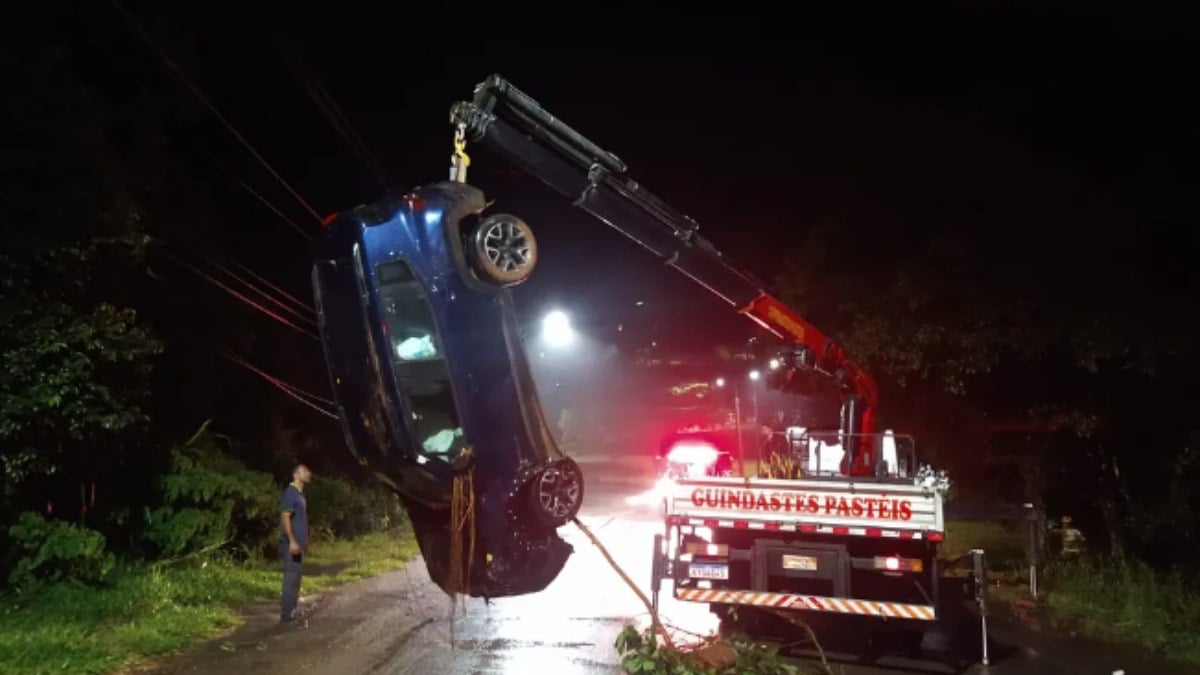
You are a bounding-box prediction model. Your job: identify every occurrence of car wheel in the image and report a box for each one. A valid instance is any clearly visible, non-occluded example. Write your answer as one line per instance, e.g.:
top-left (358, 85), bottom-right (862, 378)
top-left (527, 457), bottom-right (584, 529)
top-left (470, 213), bottom-right (537, 286)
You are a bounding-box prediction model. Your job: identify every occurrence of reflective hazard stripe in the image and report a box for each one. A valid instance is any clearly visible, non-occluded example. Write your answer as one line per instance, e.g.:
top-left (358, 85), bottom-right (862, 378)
top-left (674, 588), bottom-right (937, 621)
top-left (667, 515), bottom-right (937, 541)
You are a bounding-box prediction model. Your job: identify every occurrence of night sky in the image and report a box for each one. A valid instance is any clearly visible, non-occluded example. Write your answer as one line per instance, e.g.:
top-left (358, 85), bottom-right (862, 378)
top-left (16, 0), bottom-right (1200, 353)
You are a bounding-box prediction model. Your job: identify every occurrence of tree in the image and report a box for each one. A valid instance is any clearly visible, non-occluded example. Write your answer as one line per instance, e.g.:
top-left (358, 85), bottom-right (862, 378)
top-left (0, 244), bottom-right (162, 516)
top-left (0, 26), bottom-right (163, 522)
top-left (774, 202), bottom-right (1197, 559)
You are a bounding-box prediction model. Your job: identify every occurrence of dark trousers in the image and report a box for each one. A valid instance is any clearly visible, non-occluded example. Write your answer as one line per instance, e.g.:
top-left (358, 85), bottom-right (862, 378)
top-left (280, 543), bottom-right (304, 621)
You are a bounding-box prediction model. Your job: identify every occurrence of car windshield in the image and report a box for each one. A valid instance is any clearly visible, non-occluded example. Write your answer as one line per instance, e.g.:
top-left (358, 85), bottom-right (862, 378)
top-left (376, 260), bottom-right (465, 458)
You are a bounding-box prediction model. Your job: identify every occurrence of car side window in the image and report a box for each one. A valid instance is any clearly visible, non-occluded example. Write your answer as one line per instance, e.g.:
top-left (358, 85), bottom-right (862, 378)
top-left (376, 260), bottom-right (465, 459)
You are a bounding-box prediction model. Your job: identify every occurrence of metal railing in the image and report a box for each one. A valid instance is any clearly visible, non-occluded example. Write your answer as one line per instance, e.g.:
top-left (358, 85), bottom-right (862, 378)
top-left (759, 429), bottom-right (918, 479)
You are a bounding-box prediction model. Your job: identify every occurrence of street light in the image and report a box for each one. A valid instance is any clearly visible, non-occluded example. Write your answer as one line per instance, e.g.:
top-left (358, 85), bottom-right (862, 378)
top-left (715, 377), bottom-right (726, 388)
top-left (749, 370), bottom-right (761, 381)
top-left (542, 310), bottom-right (575, 348)
top-left (769, 358), bottom-right (781, 370)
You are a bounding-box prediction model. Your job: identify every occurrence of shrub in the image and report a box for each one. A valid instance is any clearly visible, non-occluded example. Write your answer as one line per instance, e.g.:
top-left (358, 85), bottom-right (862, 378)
top-left (7, 511), bottom-right (115, 589)
top-left (615, 624), bottom-right (807, 674)
top-left (305, 476), bottom-right (406, 540)
top-left (142, 438), bottom-right (277, 558)
top-left (1047, 556), bottom-right (1200, 663)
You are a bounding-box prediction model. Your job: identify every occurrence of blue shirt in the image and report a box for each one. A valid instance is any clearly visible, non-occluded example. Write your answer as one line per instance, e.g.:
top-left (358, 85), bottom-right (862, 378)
top-left (280, 484), bottom-right (308, 546)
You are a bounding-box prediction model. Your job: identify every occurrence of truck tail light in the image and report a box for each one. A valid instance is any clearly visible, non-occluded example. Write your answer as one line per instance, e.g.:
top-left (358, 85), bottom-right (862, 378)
top-left (685, 541), bottom-right (729, 557)
top-left (874, 556), bottom-right (923, 573)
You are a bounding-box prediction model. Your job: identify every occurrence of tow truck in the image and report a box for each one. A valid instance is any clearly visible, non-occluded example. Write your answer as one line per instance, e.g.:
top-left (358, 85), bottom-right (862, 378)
top-left (445, 75), bottom-right (987, 657)
top-left (318, 74), bottom-right (987, 653)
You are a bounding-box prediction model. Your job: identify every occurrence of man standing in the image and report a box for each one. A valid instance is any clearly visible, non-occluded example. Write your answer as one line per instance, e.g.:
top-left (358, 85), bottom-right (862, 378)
top-left (280, 463), bottom-right (311, 624)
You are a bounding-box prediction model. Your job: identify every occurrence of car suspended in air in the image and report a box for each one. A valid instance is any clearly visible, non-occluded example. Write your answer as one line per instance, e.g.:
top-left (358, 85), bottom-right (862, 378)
top-left (313, 70), bottom-right (893, 602)
top-left (312, 181), bottom-right (584, 599)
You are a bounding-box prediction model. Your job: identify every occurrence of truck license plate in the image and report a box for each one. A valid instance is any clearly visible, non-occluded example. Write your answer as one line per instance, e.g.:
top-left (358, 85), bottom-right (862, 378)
top-left (782, 555), bottom-right (818, 571)
top-left (688, 563), bottom-right (729, 580)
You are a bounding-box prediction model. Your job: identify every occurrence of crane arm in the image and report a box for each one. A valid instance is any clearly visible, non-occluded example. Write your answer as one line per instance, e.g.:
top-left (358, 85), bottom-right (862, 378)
top-left (450, 75), bottom-right (879, 446)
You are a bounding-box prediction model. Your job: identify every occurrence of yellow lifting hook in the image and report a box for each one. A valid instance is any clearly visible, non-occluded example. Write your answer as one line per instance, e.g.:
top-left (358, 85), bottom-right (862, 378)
top-left (450, 125), bottom-right (470, 183)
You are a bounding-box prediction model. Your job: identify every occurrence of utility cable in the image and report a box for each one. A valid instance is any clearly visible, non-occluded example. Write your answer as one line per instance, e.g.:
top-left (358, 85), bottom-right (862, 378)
top-left (109, 0), bottom-right (324, 225)
top-left (222, 351), bottom-right (334, 407)
top-left (209, 259), bottom-right (317, 326)
top-left (221, 351), bottom-right (337, 419)
top-left (223, 255), bottom-right (316, 315)
top-left (286, 54), bottom-right (389, 190)
top-left (165, 251), bottom-right (319, 340)
top-left (158, 232), bottom-right (316, 321)
top-left (212, 158), bottom-right (313, 241)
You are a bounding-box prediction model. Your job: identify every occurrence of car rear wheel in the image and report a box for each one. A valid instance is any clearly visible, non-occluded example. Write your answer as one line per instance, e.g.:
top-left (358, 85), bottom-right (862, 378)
top-left (527, 457), bottom-right (584, 528)
top-left (470, 213), bottom-right (537, 286)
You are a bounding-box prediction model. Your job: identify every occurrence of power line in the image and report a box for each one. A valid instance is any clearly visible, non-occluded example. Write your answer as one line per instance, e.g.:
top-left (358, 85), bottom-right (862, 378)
top-left (285, 53), bottom-right (389, 190)
top-left (210, 259), bottom-right (317, 326)
top-left (160, 227), bottom-right (316, 320)
top-left (212, 158), bottom-right (312, 241)
top-left (165, 251), bottom-right (319, 340)
top-left (222, 351), bottom-right (338, 419)
top-left (224, 256), bottom-right (316, 315)
top-left (314, 76), bottom-right (390, 186)
top-left (222, 351), bottom-right (334, 406)
top-left (109, 0), bottom-right (325, 225)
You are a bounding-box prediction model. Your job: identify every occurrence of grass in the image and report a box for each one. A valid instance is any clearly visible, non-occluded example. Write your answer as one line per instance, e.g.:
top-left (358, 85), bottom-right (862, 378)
top-left (1044, 557), bottom-right (1200, 665)
top-left (940, 521), bottom-right (1200, 665)
top-left (0, 529), bottom-right (419, 675)
top-left (942, 520), bottom-right (1030, 570)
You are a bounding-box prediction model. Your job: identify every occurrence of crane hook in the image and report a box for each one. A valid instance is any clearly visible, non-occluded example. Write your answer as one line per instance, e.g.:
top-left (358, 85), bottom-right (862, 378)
top-left (450, 125), bottom-right (471, 183)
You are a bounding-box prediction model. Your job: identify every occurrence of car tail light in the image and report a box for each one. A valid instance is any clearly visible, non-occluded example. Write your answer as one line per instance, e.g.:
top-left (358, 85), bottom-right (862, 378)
top-left (685, 541), bottom-right (729, 557)
top-left (874, 556), bottom-right (923, 573)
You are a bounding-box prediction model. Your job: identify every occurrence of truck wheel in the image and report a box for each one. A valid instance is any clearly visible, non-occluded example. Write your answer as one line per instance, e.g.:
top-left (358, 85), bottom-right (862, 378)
top-left (470, 213), bottom-right (537, 286)
top-left (527, 457), bottom-right (584, 529)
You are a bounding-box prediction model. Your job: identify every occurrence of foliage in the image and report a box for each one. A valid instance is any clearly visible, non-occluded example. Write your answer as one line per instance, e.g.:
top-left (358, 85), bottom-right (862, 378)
top-left (305, 476), bottom-right (406, 540)
top-left (0, 245), bottom-right (161, 496)
top-left (141, 426), bottom-right (277, 557)
top-left (1046, 556), bottom-right (1200, 664)
top-left (0, 530), bottom-right (419, 675)
top-left (1, 31), bottom-right (165, 510)
top-left (942, 520), bottom-right (1029, 570)
top-left (772, 211), bottom-right (1198, 561)
top-left (6, 512), bottom-right (115, 590)
top-left (615, 624), bottom-right (808, 674)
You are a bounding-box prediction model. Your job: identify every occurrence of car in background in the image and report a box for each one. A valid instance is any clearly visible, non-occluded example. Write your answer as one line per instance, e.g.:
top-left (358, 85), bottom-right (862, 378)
top-left (655, 427), bottom-right (738, 480)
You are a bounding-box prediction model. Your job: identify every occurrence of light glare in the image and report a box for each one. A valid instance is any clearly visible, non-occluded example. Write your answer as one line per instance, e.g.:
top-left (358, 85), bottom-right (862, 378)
top-left (542, 310), bottom-right (575, 347)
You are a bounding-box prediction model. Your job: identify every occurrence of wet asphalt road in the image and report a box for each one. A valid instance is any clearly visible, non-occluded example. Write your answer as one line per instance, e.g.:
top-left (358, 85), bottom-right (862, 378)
top-left (150, 460), bottom-right (1197, 675)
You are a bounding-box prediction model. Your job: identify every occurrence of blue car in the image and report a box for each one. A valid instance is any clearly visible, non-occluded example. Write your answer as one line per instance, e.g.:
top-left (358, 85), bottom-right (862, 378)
top-left (312, 180), bottom-right (583, 598)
